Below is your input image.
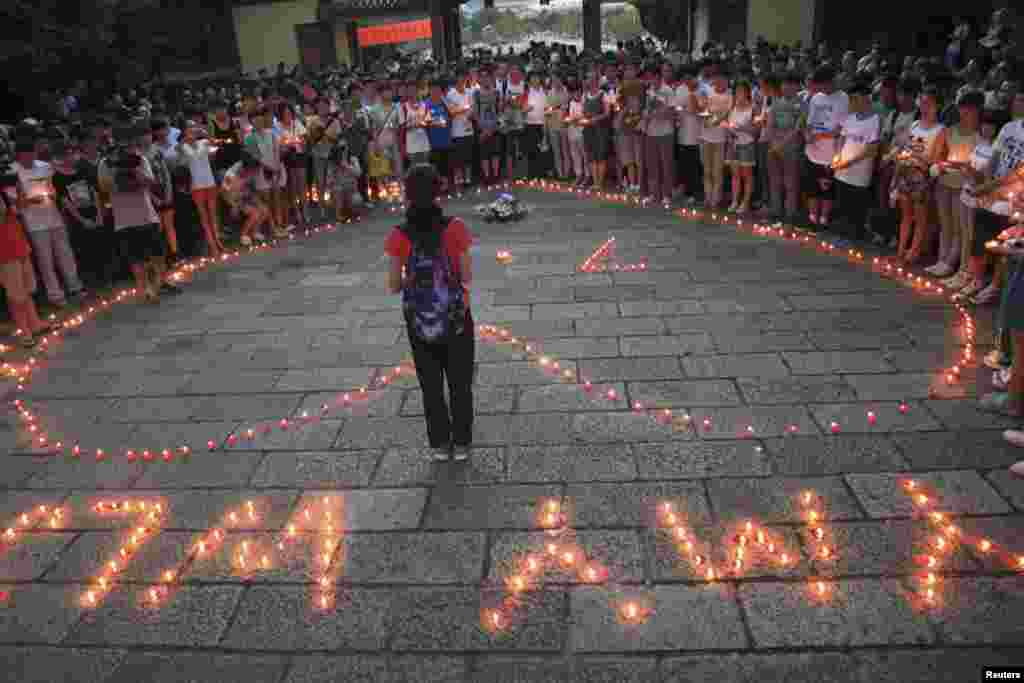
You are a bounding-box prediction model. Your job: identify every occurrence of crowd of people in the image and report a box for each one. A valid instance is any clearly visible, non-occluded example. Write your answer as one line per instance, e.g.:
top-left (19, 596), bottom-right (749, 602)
top-left (3, 18), bottom-right (1024, 464)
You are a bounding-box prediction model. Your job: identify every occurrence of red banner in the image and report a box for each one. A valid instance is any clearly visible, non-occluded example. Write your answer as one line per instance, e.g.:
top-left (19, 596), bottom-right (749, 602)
top-left (357, 19), bottom-right (432, 46)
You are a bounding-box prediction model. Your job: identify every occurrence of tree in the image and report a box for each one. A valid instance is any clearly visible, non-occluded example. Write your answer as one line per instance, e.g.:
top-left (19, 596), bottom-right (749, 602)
top-left (493, 10), bottom-right (527, 42)
top-left (605, 6), bottom-right (642, 42)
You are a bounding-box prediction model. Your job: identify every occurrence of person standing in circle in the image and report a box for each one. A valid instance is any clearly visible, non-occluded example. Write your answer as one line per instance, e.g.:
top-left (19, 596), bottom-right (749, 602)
top-left (385, 164), bottom-right (475, 462)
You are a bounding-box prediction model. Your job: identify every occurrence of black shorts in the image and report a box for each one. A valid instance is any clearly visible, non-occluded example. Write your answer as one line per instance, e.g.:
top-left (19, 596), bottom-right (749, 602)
top-left (451, 136), bottom-right (474, 166)
top-left (802, 159), bottom-right (837, 200)
top-left (430, 148), bottom-right (451, 176)
top-left (117, 223), bottom-right (166, 265)
top-left (973, 209), bottom-right (1010, 258)
top-left (479, 131), bottom-right (501, 159)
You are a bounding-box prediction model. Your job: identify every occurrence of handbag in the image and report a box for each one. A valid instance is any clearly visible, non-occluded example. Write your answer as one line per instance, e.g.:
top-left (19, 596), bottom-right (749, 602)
top-left (368, 150), bottom-right (392, 178)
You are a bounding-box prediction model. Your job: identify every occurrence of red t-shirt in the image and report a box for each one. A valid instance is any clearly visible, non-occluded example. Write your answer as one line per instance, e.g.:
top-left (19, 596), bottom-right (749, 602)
top-left (384, 217), bottom-right (473, 272)
top-left (0, 208), bottom-right (31, 264)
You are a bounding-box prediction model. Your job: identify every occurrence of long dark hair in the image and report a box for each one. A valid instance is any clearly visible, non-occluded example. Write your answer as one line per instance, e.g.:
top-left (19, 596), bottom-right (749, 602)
top-left (403, 163), bottom-right (445, 253)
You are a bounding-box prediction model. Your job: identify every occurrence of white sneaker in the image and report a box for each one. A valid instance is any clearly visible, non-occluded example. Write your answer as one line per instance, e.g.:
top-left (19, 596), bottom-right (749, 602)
top-left (1009, 457), bottom-right (1024, 477)
top-left (253, 231), bottom-right (267, 242)
top-left (285, 224), bottom-right (297, 233)
top-left (1004, 431), bottom-right (1024, 452)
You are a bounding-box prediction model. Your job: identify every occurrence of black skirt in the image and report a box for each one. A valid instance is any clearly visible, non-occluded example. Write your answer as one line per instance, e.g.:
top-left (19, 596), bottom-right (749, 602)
top-left (117, 223), bottom-right (166, 265)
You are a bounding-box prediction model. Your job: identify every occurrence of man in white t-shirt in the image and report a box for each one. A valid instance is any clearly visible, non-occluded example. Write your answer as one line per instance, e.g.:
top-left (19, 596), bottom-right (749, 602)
top-left (445, 75), bottom-right (474, 187)
top-left (673, 68), bottom-right (703, 203)
top-left (10, 137), bottom-right (85, 306)
top-left (830, 82), bottom-right (881, 241)
top-left (802, 67), bottom-right (849, 227)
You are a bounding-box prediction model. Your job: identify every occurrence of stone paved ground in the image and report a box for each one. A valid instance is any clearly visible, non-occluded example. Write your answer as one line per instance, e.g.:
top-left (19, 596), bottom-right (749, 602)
top-left (0, 188), bottom-right (1022, 682)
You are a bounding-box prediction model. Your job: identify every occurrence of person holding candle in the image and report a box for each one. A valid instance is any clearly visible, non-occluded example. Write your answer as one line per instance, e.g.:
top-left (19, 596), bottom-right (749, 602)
top-left (566, 80), bottom-right (590, 186)
top-left (801, 67), bottom-right (849, 230)
top-left (426, 81), bottom-right (455, 193)
top-left (697, 68), bottom-right (734, 209)
top-left (641, 65), bottom-right (678, 204)
top-left (615, 64), bottom-right (645, 194)
top-left (522, 72), bottom-right (549, 180)
top-left (963, 91), bottom-right (1024, 306)
top-left (10, 138), bottom-right (86, 307)
top-left (0, 174), bottom-right (57, 347)
top-left (277, 102), bottom-right (307, 229)
top-left (98, 126), bottom-right (168, 304)
top-left (544, 74), bottom-right (570, 182)
top-left (830, 81), bottom-right (882, 241)
top-left (471, 70), bottom-right (503, 186)
top-left (177, 126), bottom-right (224, 258)
top-left (980, 194), bottom-right (1024, 418)
top-left (244, 108), bottom-right (289, 240)
top-left (307, 97), bottom-right (341, 206)
top-left (723, 80), bottom-right (758, 214)
top-left (927, 92), bottom-right (982, 278)
top-left (890, 86), bottom-right (944, 264)
top-left (401, 83), bottom-right (432, 169)
top-left (501, 67), bottom-right (527, 180)
top-left (764, 71), bottom-right (805, 221)
top-left (672, 67), bottom-right (703, 205)
top-left (582, 69), bottom-right (613, 190)
top-left (385, 163), bottom-right (474, 462)
top-left (950, 109), bottom-right (1002, 296)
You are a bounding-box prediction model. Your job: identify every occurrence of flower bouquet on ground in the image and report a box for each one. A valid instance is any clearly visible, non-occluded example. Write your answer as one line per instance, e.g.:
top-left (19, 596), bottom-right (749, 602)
top-left (476, 193), bottom-right (530, 223)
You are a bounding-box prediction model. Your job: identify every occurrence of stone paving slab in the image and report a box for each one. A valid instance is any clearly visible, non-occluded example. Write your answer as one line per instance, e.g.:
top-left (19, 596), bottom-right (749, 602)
top-left (102, 651), bottom-right (289, 683)
top-left (0, 646), bottom-right (127, 683)
top-left (248, 451), bottom-right (379, 488)
top-left (682, 353), bottom-right (791, 379)
top-left (844, 470), bottom-right (1012, 518)
top-left (740, 578), bottom-right (935, 648)
top-left (0, 530), bottom-right (75, 580)
top-left (220, 585), bottom-right (391, 650)
top-left (66, 584), bottom-right (243, 647)
top-left (706, 475), bottom-right (864, 523)
top-left (761, 435), bottom-right (909, 476)
top-left (374, 446), bottom-right (506, 486)
top-left (570, 584), bottom-right (748, 652)
top-left (284, 655), bottom-right (466, 683)
top-left (736, 375), bottom-right (856, 405)
top-left (506, 444), bottom-right (638, 482)
top-left (391, 586), bottom-right (567, 651)
top-left (633, 440), bottom-right (773, 479)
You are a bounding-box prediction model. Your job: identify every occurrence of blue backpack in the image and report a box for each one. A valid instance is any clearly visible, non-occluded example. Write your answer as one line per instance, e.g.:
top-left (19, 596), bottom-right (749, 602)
top-left (400, 219), bottom-right (467, 342)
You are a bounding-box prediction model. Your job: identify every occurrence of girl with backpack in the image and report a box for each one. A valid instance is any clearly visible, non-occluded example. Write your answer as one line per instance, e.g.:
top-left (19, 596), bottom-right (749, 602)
top-left (385, 163), bottom-right (475, 462)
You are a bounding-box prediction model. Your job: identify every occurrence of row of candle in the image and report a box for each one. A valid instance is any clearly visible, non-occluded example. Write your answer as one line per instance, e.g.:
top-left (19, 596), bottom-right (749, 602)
top-left (902, 479), bottom-right (1024, 609)
top-left (484, 492), bottom-right (842, 631)
top-left (82, 499), bottom-right (164, 608)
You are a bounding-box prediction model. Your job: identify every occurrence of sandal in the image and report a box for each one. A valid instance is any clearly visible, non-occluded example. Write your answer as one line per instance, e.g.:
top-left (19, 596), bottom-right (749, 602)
top-left (979, 392), bottom-right (1024, 417)
top-left (971, 285), bottom-right (1001, 306)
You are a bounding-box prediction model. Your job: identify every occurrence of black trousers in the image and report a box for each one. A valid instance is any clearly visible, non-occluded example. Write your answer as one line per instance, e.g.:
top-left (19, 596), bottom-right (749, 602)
top-left (836, 180), bottom-right (873, 240)
top-left (523, 124), bottom-right (545, 178)
top-left (676, 144), bottom-right (703, 198)
top-left (408, 313), bottom-right (475, 448)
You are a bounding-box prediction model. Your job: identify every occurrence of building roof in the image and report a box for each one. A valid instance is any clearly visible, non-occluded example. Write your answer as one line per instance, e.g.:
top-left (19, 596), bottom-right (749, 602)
top-left (325, 0), bottom-right (466, 18)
